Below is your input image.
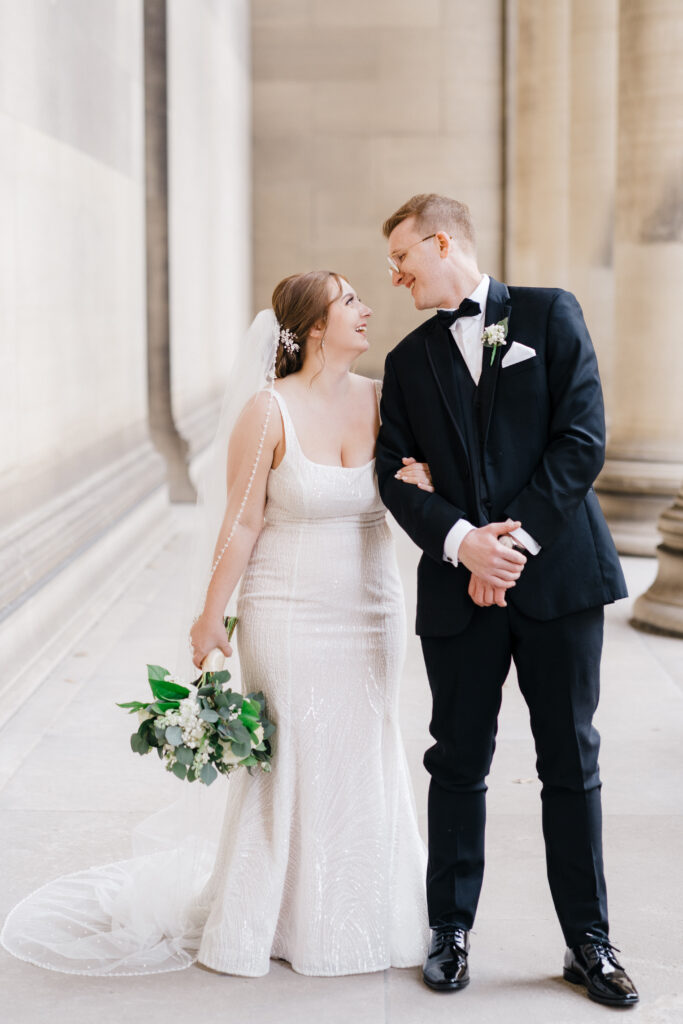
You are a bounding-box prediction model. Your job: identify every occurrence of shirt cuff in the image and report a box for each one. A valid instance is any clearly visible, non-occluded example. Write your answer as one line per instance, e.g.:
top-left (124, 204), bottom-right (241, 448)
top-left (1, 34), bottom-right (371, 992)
top-left (511, 526), bottom-right (541, 555)
top-left (443, 519), bottom-right (477, 566)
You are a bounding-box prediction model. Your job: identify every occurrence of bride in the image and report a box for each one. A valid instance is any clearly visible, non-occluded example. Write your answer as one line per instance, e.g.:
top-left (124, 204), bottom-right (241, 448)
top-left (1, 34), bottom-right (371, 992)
top-left (2, 270), bottom-right (432, 978)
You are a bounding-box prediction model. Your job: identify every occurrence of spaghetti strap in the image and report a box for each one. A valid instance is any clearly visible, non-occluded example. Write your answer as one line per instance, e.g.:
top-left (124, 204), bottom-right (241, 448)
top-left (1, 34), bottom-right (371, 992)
top-left (268, 388), bottom-right (299, 456)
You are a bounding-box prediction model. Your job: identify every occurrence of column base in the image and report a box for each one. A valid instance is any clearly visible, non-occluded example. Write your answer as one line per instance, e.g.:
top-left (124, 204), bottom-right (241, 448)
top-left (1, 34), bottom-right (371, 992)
top-left (631, 489), bottom-right (683, 637)
top-left (597, 458), bottom-right (682, 556)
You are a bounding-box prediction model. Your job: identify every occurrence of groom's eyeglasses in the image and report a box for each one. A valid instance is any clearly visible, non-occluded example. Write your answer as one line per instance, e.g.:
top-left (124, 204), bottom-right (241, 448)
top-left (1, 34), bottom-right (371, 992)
top-left (386, 234), bottom-right (439, 275)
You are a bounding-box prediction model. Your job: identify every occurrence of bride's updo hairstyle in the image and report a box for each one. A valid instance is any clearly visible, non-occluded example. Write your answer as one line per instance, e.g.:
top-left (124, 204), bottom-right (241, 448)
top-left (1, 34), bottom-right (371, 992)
top-left (272, 270), bottom-right (344, 378)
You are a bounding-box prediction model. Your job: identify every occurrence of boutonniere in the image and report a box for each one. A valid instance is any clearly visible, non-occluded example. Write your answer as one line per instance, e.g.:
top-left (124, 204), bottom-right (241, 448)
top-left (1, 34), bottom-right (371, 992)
top-left (482, 318), bottom-right (508, 366)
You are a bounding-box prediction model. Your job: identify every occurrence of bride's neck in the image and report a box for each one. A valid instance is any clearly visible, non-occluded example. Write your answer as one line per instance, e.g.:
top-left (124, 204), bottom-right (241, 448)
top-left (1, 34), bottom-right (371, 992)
top-left (298, 358), bottom-right (354, 396)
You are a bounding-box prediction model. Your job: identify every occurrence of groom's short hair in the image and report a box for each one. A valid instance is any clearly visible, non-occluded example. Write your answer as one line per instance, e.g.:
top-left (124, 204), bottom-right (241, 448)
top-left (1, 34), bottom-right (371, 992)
top-left (382, 193), bottom-right (476, 251)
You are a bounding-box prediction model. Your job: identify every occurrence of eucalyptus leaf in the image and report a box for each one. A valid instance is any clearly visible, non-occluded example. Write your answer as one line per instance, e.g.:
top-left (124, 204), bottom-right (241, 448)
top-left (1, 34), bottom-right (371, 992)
top-left (204, 669), bottom-right (231, 685)
top-left (165, 725), bottom-right (183, 747)
top-left (199, 763), bottom-right (218, 786)
top-left (230, 740), bottom-right (251, 760)
top-left (130, 733), bottom-right (150, 755)
top-left (263, 721), bottom-right (276, 740)
top-left (171, 762), bottom-right (187, 780)
top-left (175, 745), bottom-right (194, 766)
top-left (199, 708), bottom-right (219, 723)
top-left (228, 721), bottom-right (251, 746)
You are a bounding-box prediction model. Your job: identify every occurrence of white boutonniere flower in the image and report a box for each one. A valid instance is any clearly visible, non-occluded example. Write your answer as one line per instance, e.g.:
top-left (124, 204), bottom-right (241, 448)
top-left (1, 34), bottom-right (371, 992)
top-left (482, 318), bottom-right (508, 366)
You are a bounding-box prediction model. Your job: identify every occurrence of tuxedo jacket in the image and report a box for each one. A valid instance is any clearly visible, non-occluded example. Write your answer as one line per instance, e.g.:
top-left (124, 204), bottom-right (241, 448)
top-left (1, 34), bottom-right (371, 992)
top-left (376, 277), bottom-right (627, 636)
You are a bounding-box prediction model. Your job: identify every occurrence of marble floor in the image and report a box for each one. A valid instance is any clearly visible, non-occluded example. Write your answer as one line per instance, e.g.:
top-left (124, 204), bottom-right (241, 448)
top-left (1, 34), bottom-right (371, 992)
top-left (1, 509), bottom-right (682, 1024)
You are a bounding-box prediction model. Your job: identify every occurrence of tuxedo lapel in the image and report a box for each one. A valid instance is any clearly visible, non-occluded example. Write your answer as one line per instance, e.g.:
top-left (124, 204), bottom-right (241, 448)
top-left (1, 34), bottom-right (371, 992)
top-left (478, 278), bottom-right (511, 444)
top-left (424, 323), bottom-right (469, 470)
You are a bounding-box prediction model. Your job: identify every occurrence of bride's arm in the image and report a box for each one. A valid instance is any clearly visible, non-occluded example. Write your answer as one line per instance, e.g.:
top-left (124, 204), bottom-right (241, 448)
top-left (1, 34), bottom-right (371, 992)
top-left (190, 391), bottom-right (282, 667)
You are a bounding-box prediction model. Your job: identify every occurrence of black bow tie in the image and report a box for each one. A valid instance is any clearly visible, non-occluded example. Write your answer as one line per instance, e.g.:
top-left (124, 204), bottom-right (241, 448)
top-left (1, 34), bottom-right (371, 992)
top-left (436, 298), bottom-right (481, 328)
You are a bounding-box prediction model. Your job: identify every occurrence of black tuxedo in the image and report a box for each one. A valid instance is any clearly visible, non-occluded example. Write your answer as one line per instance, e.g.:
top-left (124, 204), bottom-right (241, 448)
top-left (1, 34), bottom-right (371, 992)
top-left (376, 277), bottom-right (626, 635)
top-left (376, 278), bottom-right (625, 946)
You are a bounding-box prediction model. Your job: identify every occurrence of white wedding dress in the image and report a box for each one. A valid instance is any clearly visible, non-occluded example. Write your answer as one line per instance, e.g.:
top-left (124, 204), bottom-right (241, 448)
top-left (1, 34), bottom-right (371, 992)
top-left (1, 385), bottom-right (429, 977)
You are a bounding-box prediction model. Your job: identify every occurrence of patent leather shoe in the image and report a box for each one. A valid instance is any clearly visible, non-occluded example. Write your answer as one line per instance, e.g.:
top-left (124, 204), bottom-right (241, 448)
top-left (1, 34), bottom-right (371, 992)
top-left (422, 925), bottom-right (470, 992)
top-left (563, 937), bottom-right (639, 1007)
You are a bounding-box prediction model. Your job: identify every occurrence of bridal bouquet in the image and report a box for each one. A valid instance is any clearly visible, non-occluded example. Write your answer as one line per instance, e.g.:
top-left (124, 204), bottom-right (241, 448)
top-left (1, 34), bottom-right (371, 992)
top-left (117, 618), bottom-right (275, 785)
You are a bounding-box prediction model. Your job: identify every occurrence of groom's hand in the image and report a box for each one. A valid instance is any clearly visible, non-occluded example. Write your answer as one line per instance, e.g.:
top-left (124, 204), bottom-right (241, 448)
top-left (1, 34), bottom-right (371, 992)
top-left (469, 574), bottom-right (509, 608)
top-left (458, 520), bottom-right (527, 589)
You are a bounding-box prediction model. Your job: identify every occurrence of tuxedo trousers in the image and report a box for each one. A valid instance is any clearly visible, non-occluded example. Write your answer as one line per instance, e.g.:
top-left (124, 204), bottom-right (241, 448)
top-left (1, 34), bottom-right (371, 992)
top-left (421, 602), bottom-right (609, 947)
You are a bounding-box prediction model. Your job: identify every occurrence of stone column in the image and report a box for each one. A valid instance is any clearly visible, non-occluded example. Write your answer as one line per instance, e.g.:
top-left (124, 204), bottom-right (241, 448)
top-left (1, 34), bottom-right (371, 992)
top-left (505, 0), bottom-right (571, 286)
top-left (598, 0), bottom-right (683, 554)
top-left (568, 0), bottom-right (618, 414)
top-left (632, 482), bottom-right (683, 636)
top-left (143, 0), bottom-right (195, 502)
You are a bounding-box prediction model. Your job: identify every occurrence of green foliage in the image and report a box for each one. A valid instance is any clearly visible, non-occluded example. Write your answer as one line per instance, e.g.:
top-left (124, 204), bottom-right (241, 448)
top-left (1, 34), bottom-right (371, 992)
top-left (119, 646), bottom-right (276, 787)
top-left (165, 725), bottom-right (183, 747)
top-left (199, 763), bottom-right (218, 786)
top-left (130, 732), bottom-right (150, 755)
top-left (116, 701), bottom-right (147, 713)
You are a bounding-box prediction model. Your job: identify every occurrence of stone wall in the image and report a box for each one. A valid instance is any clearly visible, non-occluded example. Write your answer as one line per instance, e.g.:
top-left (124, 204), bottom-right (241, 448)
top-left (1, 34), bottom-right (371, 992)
top-left (0, 0), bottom-right (250, 707)
top-left (251, 0), bottom-right (504, 376)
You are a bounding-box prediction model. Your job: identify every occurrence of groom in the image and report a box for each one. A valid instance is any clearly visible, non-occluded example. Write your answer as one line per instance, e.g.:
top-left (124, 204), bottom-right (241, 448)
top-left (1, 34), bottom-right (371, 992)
top-left (375, 193), bottom-right (639, 1008)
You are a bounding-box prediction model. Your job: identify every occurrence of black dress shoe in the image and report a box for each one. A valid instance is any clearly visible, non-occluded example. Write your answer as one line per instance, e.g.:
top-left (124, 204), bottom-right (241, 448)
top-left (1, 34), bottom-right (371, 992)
top-left (563, 938), bottom-right (639, 1007)
top-left (422, 926), bottom-right (470, 992)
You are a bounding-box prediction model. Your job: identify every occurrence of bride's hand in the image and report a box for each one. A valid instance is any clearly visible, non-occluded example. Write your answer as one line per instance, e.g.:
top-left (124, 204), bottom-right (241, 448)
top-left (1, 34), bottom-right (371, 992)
top-left (190, 614), bottom-right (233, 670)
top-left (394, 456), bottom-right (434, 492)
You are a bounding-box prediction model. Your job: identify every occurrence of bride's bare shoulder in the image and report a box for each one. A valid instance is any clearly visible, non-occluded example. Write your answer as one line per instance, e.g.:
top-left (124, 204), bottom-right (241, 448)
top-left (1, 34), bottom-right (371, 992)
top-left (231, 389), bottom-right (283, 449)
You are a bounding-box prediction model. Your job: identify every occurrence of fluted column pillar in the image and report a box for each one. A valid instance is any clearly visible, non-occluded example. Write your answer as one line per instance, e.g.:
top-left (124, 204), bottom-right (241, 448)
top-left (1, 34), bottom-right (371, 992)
top-left (598, 0), bottom-right (683, 554)
top-left (505, 0), bottom-right (571, 286)
top-left (568, 0), bottom-right (618, 414)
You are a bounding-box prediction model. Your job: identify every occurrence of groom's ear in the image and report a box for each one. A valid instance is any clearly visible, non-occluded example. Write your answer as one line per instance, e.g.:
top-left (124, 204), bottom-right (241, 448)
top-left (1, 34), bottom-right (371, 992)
top-left (435, 232), bottom-right (451, 257)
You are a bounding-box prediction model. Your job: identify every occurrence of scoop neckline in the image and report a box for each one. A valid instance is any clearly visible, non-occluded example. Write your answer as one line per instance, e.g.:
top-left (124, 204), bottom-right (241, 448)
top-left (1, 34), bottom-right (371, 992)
top-left (272, 387), bottom-right (376, 472)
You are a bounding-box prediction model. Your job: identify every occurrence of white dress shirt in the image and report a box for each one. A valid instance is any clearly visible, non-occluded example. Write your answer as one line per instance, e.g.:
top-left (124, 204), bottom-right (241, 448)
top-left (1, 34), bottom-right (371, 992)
top-left (440, 275), bottom-right (541, 566)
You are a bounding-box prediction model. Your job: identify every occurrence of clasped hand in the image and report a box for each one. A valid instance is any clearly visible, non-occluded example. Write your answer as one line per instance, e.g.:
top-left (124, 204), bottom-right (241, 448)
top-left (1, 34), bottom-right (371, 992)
top-left (459, 520), bottom-right (527, 608)
top-left (190, 614), bottom-right (233, 670)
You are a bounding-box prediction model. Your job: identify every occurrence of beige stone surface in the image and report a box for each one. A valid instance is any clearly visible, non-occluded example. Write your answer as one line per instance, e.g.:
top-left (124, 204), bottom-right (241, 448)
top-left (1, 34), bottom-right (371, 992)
top-left (252, 0), bottom-right (504, 376)
top-left (0, 2), bottom-right (147, 519)
top-left (600, 0), bottom-right (683, 553)
top-left (506, 0), bottom-right (571, 286)
top-left (168, 0), bottom-right (251, 428)
top-left (568, 0), bottom-right (618, 414)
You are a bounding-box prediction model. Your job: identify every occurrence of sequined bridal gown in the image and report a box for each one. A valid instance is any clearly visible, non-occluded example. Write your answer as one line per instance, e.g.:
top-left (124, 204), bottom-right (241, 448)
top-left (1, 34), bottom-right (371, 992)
top-left (1, 385), bottom-right (429, 978)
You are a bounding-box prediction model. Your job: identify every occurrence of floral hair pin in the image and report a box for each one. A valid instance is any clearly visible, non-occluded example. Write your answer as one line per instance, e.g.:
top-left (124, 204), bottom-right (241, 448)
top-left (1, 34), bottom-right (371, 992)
top-left (279, 327), bottom-right (300, 354)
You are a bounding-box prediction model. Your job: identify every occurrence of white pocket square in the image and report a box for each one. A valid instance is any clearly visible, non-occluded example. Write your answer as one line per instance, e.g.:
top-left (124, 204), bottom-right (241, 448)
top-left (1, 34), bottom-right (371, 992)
top-left (502, 341), bottom-right (536, 368)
